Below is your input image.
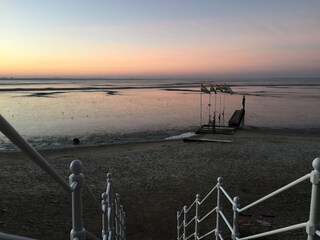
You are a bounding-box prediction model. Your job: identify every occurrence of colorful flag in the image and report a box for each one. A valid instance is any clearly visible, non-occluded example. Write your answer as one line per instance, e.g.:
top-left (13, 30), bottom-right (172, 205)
top-left (210, 84), bottom-right (217, 94)
top-left (224, 85), bottom-right (233, 94)
top-left (200, 84), bottom-right (210, 94)
top-left (215, 84), bottom-right (223, 92)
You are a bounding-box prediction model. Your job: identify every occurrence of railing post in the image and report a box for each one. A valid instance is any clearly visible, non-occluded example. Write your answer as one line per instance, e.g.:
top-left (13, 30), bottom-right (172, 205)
top-left (115, 193), bottom-right (120, 237)
top-left (183, 205), bottom-right (187, 240)
top-left (216, 177), bottom-right (223, 240)
top-left (307, 157), bottom-right (320, 240)
top-left (122, 208), bottom-right (126, 240)
top-left (195, 194), bottom-right (200, 240)
top-left (107, 173), bottom-right (115, 240)
top-left (69, 160), bottom-right (86, 240)
top-left (120, 204), bottom-right (125, 240)
top-left (102, 192), bottom-right (108, 240)
top-left (177, 211), bottom-right (180, 240)
top-left (232, 196), bottom-right (240, 240)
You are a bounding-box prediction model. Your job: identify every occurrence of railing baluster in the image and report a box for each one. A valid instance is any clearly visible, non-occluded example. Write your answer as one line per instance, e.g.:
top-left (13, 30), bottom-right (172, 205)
top-left (0, 115), bottom-right (128, 240)
top-left (120, 205), bottom-right (125, 240)
top-left (69, 160), bottom-right (86, 240)
top-left (232, 196), bottom-right (240, 240)
top-left (177, 158), bottom-right (320, 240)
top-left (119, 201), bottom-right (122, 240)
top-left (177, 211), bottom-right (180, 240)
top-left (307, 157), bottom-right (320, 240)
top-left (122, 208), bottom-right (126, 240)
top-left (102, 190), bottom-right (108, 240)
top-left (183, 206), bottom-right (187, 240)
top-left (195, 194), bottom-right (200, 240)
top-left (115, 193), bottom-right (120, 237)
top-left (107, 173), bottom-right (115, 240)
top-left (215, 177), bottom-right (223, 240)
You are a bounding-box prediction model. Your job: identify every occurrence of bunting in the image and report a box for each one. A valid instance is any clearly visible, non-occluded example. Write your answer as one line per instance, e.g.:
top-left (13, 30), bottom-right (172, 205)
top-left (200, 84), bottom-right (210, 94)
top-left (210, 85), bottom-right (217, 94)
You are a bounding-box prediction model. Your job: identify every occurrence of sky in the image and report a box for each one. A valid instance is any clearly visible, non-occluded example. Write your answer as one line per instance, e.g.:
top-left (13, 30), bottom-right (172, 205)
top-left (0, 0), bottom-right (320, 78)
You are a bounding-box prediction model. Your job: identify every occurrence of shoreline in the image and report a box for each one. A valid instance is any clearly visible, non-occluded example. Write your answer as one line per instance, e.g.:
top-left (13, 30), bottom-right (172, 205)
top-left (1, 127), bottom-right (320, 153)
top-left (0, 129), bottom-right (319, 239)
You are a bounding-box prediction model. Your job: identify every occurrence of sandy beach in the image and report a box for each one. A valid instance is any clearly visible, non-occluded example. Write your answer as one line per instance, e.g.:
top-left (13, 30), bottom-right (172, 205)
top-left (0, 129), bottom-right (319, 240)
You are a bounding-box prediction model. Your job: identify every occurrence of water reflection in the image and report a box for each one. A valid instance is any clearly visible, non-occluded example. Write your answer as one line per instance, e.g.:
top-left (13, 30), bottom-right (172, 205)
top-left (0, 80), bottom-right (319, 142)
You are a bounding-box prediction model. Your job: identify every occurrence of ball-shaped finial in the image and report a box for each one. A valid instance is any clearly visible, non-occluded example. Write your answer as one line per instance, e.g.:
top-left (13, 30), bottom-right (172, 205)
top-left (196, 194), bottom-right (200, 199)
top-left (107, 172), bottom-right (112, 180)
top-left (70, 160), bottom-right (83, 174)
top-left (233, 196), bottom-right (240, 204)
top-left (217, 177), bottom-right (223, 184)
top-left (101, 192), bottom-right (108, 200)
top-left (312, 157), bottom-right (320, 171)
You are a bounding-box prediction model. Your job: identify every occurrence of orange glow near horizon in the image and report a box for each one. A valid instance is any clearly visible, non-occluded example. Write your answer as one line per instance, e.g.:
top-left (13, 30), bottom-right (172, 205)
top-left (0, 39), bottom-right (320, 77)
top-left (2, 44), bottom-right (319, 77)
top-left (1, 1), bottom-right (319, 78)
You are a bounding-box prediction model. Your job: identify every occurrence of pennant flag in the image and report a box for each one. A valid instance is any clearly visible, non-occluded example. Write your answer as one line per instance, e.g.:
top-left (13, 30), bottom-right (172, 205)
top-left (210, 84), bottom-right (217, 94)
top-left (224, 85), bottom-right (233, 94)
top-left (200, 84), bottom-right (210, 94)
top-left (215, 84), bottom-right (223, 92)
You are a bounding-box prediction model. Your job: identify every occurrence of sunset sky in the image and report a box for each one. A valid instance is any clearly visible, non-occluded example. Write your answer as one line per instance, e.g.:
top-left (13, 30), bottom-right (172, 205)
top-left (1, 0), bottom-right (320, 78)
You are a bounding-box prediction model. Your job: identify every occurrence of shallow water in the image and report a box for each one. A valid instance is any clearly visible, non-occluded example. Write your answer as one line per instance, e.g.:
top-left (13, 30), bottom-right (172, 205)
top-left (0, 78), bottom-right (319, 151)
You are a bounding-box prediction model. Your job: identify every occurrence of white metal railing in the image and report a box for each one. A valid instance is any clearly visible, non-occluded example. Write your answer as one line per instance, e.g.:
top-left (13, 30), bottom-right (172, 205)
top-left (177, 158), bottom-right (320, 240)
top-left (0, 114), bottom-right (125, 240)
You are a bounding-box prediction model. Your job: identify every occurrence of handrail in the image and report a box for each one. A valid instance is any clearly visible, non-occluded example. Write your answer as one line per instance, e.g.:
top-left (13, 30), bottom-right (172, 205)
top-left (1, 115), bottom-right (126, 240)
top-left (238, 173), bottom-right (311, 213)
top-left (185, 232), bottom-right (195, 240)
top-left (177, 157), bottom-right (320, 240)
top-left (0, 114), bottom-right (71, 192)
top-left (219, 210), bottom-right (232, 232)
top-left (84, 182), bottom-right (102, 212)
top-left (0, 232), bottom-right (36, 240)
top-left (185, 200), bottom-right (196, 213)
top-left (102, 173), bottom-right (126, 240)
top-left (197, 229), bottom-right (216, 240)
top-left (85, 230), bottom-right (100, 240)
top-left (178, 207), bottom-right (184, 217)
top-left (197, 207), bottom-right (216, 223)
top-left (178, 221), bottom-right (184, 230)
top-left (220, 186), bottom-right (233, 205)
top-left (198, 184), bottom-right (217, 205)
top-left (237, 222), bottom-right (307, 240)
top-left (185, 217), bottom-right (196, 228)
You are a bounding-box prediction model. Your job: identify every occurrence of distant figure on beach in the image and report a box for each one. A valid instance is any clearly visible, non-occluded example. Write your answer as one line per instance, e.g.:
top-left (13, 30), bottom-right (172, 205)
top-left (242, 95), bottom-right (246, 109)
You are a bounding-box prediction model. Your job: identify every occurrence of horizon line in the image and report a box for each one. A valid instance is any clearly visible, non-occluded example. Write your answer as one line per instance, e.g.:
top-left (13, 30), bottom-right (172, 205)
top-left (1, 76), bottom-right (320, 81)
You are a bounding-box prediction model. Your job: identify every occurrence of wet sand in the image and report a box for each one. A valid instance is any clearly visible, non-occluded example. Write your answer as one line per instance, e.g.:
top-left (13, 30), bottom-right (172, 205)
top-left (0, 129), bottom-right (319, 240)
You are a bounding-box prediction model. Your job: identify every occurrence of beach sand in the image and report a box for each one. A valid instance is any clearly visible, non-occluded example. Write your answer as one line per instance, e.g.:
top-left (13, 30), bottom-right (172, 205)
top-left (0, 129), bottom-right (319, 240)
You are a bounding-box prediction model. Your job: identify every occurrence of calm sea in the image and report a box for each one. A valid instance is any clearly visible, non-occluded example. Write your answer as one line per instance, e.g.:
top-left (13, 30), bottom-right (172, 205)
top-left (0, 78), bottom-right (319, 151)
